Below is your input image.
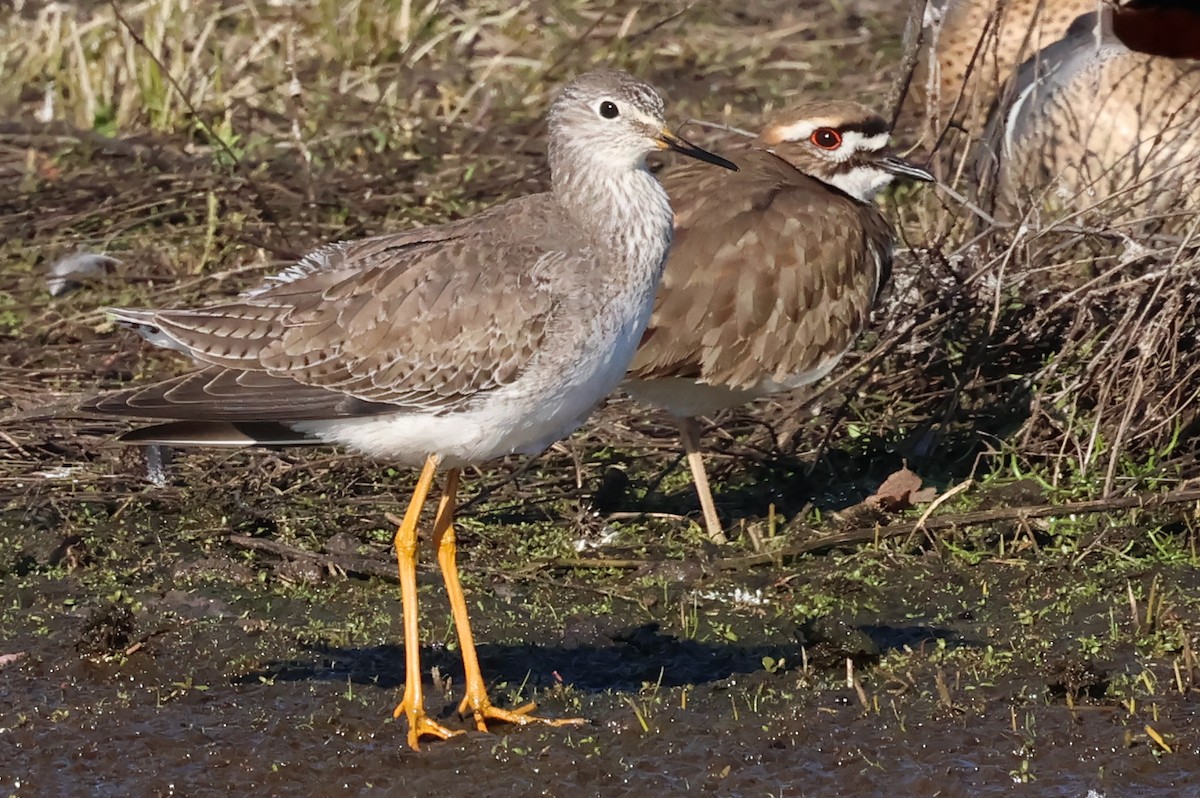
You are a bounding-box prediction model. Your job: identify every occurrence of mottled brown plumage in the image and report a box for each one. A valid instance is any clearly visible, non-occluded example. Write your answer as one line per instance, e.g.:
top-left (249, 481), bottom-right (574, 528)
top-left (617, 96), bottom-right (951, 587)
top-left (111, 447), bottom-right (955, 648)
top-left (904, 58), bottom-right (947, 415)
top-left (976, 3), bottom-right (1200, 230)
top-left (625, 101), bottom-right (933, 542)
top-left (89, 205), bottom-right (567, 422)
top-left (903, 0), bottom-right (1094, 149)
top-left (630, 147), bottom-right (891, 390)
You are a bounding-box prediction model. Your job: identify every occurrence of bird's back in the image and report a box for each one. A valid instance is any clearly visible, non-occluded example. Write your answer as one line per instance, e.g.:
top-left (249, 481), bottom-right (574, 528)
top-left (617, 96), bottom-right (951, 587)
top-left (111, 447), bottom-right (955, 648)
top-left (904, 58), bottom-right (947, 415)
top-left (628, 147), bottom-right (891, 396)
top-left (87, 193), bottom-right (617, 423)
top-left (904, 0), bottom-right (1094, 143)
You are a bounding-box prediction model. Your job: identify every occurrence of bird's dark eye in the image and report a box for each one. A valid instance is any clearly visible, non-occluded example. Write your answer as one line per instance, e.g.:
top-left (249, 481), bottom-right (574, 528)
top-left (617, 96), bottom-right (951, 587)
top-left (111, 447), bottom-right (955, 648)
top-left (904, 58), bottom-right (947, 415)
top-left (599, 101), bottom-right (620, 119)
top-left (811, 128), bottom-right (842, 149)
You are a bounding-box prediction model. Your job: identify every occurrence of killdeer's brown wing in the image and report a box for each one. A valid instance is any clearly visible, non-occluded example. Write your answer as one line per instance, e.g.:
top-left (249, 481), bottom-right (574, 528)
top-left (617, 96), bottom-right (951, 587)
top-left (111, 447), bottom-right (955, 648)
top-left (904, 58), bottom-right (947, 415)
top-left (87, 197), bottom-right (564, 421)
top-left (628, 148), bottom-right (892, 391)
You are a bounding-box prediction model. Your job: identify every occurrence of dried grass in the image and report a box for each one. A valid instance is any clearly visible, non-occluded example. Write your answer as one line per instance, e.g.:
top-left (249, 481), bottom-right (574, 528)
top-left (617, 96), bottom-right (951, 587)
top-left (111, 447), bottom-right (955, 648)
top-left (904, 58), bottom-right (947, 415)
top-left (877, 0), bottom-right (1200, 495)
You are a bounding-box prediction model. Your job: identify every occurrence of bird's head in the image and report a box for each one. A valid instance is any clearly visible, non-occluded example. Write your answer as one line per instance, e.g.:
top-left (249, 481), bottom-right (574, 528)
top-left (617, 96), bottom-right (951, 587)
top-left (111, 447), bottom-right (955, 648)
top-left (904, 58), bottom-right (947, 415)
top-left (548, 70), bottom-right (737, 176)
top-left (755, 101), bottom-right (933, 200)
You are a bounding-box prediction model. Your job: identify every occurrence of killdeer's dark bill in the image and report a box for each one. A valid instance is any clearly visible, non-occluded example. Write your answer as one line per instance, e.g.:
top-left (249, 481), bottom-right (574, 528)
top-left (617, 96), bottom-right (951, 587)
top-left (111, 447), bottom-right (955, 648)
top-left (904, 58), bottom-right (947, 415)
top-left (880, 153), bottom-right (935, 182)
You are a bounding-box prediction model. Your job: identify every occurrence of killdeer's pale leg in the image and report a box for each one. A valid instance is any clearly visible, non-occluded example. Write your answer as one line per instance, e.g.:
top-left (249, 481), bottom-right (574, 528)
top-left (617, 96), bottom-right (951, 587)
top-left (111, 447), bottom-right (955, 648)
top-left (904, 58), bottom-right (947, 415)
top-left (677, 416), bottom-right (726, 544)
top-left (82, 69), bottom-right (736, 750)
top-left (625, 102), bottom-right (934, 543)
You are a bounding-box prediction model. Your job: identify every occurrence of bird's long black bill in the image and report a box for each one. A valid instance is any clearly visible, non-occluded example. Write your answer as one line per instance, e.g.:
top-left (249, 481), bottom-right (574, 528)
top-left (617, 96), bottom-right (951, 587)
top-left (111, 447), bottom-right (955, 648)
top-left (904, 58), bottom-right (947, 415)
top-left (881, 154), bottom-right (935, 183)
top-left (659, 129), bottom-right (739, 171)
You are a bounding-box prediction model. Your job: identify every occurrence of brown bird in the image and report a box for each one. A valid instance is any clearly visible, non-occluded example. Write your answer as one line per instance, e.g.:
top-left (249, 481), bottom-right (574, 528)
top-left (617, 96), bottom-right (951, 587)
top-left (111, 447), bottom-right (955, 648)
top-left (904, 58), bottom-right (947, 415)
top-left (975, 1), bottom-right (1200, 230)
top-left (81, 70), bottom-right (736, 750)
top-left (624, 101), bottom-right (934, 543)
top-left (904, 0), bottom-right (1094, 150)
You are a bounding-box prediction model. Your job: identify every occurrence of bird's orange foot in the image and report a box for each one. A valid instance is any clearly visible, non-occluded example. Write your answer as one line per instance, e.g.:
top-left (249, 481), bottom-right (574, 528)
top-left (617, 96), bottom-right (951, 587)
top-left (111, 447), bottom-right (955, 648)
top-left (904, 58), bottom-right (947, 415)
top-left (458, 695), bottom-right (587, 733)
top-left (394, 699), bottom-right (464, 750)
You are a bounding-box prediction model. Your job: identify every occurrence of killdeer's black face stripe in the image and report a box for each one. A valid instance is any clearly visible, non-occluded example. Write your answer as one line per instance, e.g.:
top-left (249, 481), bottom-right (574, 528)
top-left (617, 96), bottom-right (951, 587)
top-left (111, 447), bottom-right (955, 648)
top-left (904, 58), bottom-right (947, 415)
top-left (838, 117), bottom-right (890, 139)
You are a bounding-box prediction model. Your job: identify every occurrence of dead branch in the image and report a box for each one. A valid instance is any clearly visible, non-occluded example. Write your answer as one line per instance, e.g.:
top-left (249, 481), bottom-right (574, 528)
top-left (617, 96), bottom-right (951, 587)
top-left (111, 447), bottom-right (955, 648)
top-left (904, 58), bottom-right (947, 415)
top-left (717, 487), bottom-right (1200, 569)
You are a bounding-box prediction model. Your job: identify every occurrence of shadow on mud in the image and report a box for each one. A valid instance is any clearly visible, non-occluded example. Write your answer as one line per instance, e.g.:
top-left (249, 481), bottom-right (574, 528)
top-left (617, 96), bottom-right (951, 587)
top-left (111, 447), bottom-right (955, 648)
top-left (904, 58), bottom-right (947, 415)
top-left (239, 621), bottom-right (969, 694)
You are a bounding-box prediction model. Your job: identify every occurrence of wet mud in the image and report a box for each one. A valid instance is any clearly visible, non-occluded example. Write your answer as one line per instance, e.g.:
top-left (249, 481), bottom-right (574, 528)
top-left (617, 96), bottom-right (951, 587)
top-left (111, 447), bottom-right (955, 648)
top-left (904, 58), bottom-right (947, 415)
top-left (3, 497), bottom-right (1198, 796)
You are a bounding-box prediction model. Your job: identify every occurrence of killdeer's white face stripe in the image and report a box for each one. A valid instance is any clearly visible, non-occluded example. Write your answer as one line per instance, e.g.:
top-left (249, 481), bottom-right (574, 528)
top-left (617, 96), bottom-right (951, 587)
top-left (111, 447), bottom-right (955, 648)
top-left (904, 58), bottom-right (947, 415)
top-left (768, 120), bottom-right (818, 143)
top-left (840, 131), bottom-right (890, 155)
top-left (768, 121), bottom-right (889, 160)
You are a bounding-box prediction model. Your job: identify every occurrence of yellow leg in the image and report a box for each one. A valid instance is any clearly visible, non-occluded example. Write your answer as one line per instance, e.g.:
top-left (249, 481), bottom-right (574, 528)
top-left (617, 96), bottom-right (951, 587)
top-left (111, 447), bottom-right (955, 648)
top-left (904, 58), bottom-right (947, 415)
top-left (391, 454), bottom-right (462, 750)
top-left (678, 416), bottom-right (728, 545)
top-left (432, 468), bottom-right (586, 733)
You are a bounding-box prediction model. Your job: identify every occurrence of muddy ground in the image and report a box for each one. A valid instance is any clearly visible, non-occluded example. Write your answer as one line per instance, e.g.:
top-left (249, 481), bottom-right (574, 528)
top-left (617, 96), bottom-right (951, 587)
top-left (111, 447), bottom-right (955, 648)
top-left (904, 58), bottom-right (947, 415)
top-left (2, 0), bottom-right (1200, 795)
top-left (3, 465), bottom-right (1199, 796)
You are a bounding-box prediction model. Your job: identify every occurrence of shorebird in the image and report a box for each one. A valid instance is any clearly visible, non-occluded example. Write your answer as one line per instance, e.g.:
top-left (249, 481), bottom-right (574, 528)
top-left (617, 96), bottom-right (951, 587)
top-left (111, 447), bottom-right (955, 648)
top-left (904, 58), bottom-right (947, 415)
top-left (904, 0), bottom-right (1094, 150)
top-left (624, 101), bottom-right (933, 544)
top-left (975, 1), bottom-right (1200, 229)
top-left (82, 69), bottom-right (736, 750)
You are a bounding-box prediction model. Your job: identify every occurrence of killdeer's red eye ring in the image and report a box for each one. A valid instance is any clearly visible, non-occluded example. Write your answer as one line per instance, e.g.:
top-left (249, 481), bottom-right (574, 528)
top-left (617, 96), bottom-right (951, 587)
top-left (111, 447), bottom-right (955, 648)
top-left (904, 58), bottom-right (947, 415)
top-left (811, 128), bottom-right (842, 149)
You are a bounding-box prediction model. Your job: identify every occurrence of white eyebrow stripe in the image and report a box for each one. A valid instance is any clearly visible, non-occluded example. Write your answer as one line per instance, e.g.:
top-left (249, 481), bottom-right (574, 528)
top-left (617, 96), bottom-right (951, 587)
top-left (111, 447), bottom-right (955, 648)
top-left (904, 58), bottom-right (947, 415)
top-left (769, 120), bottom-right (820, 142)
top-left (843, 131), bottom-right (890, 152)
top-left (767, 122), bottom-right (890, 154)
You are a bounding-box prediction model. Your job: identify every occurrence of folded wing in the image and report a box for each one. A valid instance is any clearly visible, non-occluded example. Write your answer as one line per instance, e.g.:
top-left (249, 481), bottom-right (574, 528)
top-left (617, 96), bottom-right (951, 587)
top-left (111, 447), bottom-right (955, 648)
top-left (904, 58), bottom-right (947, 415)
top-left (87, 208), bottom-right (561, 422)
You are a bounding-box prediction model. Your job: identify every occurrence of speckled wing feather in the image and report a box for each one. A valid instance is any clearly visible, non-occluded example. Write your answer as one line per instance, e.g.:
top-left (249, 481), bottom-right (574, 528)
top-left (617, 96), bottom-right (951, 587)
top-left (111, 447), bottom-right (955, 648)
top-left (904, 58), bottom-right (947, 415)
top-left (978, 10), bottom-right (1200, 222)
top-left (87, 196), bottom-right (564, 421)
top-left (627, 147), bottom-right (892, 390)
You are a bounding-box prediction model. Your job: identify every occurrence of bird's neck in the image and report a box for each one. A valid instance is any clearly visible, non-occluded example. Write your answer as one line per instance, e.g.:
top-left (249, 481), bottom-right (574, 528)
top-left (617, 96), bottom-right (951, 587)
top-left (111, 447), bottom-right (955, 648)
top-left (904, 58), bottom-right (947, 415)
top-left (551, 152), bottom-right (674, 281)
top-left (824, 165), bottom-right (894, 202)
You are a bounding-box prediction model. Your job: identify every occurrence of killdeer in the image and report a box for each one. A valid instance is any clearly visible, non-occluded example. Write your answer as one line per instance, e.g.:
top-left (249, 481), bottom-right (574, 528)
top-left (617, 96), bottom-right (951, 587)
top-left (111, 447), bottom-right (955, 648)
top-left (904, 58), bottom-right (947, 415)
top-left (82, 70), bottom-right (736, 750)
top-left (624, 101), bottom-right (933, 544)
top-left (975, 1), bottom-right (1200, 229)
top-left (905, 0), bottom-right (1094, 149)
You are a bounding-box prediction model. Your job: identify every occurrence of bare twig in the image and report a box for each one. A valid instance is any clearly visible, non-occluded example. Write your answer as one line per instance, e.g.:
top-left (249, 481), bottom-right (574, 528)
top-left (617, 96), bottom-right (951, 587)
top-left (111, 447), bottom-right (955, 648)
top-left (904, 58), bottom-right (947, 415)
top-left (228, 534), bottom-right (397, 581)
top-left (716, 488), bottom-right (1200, 569)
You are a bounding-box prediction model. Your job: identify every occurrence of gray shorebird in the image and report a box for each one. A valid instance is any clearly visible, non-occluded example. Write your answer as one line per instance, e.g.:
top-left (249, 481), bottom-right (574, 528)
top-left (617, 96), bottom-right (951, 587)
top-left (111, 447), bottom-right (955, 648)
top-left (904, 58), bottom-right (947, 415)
top-left (82, 69), bottom-right (736, 750)
top-left (975, 1), bottom-right (1200, 229)
top-left (624, 101), bottom-right (933, 543)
